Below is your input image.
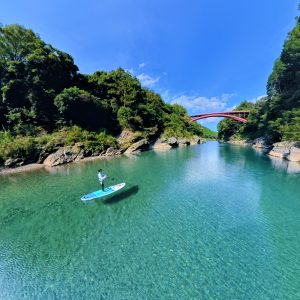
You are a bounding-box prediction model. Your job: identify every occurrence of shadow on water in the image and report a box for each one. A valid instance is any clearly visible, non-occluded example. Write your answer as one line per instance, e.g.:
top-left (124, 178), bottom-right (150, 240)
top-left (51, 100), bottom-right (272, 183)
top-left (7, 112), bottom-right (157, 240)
top-left (103, 185), bottom-right (139, 205)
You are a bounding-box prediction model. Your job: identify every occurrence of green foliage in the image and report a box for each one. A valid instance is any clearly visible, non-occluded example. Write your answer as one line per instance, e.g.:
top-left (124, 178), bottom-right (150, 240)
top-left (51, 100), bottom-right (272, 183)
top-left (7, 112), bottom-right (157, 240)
top-left (202, 126), bottom-right (218, 139)
top-left (54, 87), bottom-right (112, 131)
top-left (0, 24), bottom-right (42, 62)
top-left (0, 131), bottom-right (37, 162)
top-left (38, 126), bottom-right (116, 152)
top-left (0, 126), bottom-right (116, 164)
top-left (0, 24), bottom-right (78, 131)
top-left (0, 24), bottom-right (206, 165)
top-left (117, 106), bottom-right (134, 129)
top-left (217, 101), bottom-right (254, 141)
top-left (281, 108), bottom-right (300, 140)
top-left (161, 103), bottom-right (204, 138)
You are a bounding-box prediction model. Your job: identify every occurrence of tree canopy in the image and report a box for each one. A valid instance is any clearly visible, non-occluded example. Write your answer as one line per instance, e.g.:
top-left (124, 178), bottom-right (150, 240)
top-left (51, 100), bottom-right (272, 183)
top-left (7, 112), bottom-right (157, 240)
top-left (0, 24), bottom-right (204, 141)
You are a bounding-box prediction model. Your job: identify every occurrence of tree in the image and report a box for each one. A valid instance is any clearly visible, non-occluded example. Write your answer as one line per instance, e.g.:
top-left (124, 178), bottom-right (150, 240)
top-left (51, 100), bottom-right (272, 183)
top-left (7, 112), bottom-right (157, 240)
top-left (0, 24), bottom-right (42, 63)
top-left (54, 87), bottom-right (112, 131)
top-left (0, 24), bottom-right (79, 132)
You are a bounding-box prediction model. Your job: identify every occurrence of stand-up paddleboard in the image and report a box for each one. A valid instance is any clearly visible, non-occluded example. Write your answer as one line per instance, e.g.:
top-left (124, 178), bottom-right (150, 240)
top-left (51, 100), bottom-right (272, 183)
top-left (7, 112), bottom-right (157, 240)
top-left (81, 183), bottom-right (126, 201)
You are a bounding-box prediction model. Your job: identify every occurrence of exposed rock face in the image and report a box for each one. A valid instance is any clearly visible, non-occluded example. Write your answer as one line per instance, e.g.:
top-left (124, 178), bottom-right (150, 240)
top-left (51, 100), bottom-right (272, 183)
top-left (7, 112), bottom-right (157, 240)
top-left (124, 139), bottom-right (149, 154)
top-left (37, 149), bottom-right (52, 164)
top-left (167, 137), bottom-right (178, 146)
top-left (152, 138), bottom-right (172, 151)
top-left (4, 158), bottom-right (24, 168)
top-left (190, 136), bottom-right (201, 145)
top-left (177, 138), bottom-right (190, 147)
top-left (287, 146), bottom-right (300, 162)
top-left (252, 137), bottom-right (269, 149)
top-left (105, 147), bottom-right (122, 156)
top-left (153, 143), bottom-right (172, 150)
top-left (228, 139), bottom-right (250, 146)
top-left (269, 142), bottom-right (291, 159)
top-left (153, 137), bottom-right (178, 151)
top-left (268, 141), bottom-right (300, 162)
top-left (117, 129), bottom-right (141, 151)
top-left (43, 146), bottom-right (82, 167)
top-left (153, 136), bottom-right (199, 150)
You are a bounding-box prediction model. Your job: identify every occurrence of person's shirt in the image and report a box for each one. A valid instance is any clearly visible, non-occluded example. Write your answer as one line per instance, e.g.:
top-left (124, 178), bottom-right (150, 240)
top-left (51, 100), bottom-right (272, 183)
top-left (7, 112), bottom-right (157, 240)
top-left (98, 171), bottom-right (107, 181)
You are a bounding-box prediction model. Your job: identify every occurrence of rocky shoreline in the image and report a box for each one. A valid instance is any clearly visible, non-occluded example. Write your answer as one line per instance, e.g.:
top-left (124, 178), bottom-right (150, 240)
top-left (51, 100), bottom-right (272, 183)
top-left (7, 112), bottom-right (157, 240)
top-left (227, 138), bottom-right (300, 162)
top-left (0, 130), bottom-right (203, 175)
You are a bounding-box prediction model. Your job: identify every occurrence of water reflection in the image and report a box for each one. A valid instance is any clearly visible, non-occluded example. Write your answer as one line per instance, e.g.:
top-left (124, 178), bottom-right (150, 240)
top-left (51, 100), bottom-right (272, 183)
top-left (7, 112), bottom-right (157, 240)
top-left (219, 143), bottom-right (300, 174)
top-left (268, 156), bottom-right (300, 174)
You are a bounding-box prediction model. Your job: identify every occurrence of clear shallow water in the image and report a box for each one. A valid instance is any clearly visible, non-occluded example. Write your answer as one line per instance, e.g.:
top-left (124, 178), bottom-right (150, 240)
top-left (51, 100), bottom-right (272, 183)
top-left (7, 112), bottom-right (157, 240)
top-left (0, 142), bottom-right (300, 299)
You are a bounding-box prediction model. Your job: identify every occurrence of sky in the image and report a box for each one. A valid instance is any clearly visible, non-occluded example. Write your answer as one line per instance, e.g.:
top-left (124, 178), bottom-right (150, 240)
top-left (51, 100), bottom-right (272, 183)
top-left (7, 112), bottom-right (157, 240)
top-left (1, 0), bottom-right (299, 130)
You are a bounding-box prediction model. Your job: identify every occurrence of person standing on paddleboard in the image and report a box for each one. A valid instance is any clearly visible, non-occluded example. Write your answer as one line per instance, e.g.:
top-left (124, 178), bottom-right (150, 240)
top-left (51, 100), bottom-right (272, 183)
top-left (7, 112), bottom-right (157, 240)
top-left (98, 169), bottom-right (107, 191)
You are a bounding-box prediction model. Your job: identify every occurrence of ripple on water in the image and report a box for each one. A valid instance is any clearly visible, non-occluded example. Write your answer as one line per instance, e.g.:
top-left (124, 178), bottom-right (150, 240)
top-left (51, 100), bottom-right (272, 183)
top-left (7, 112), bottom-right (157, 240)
top-left (0, 142), bottom-right (300, 299)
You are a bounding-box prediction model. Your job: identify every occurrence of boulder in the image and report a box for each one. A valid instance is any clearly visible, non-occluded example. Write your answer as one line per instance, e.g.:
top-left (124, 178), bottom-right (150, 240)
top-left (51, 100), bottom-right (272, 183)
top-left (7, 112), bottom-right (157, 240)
top-left (117, 129), bottom-right (141, 151)
top-left (268, 141), bottom-right (296, 159)
top-left (177, 138), bottom-right (190, 147)
top-left (4, 158), bottom-right (24, 168)
top-left (228, 139), bottom-right (250, 146)
top-left (124, 139), bottom-right (149, 154)
top-left (193, 136), bottom-right (201, 144)
top-left (156, 137), bottom-right (167, 144)
top-left (105, 147), bottom-right (122, 156)
top-left (252, 137), bottom-right (269, 149)
top-left (43, 146), bottom-right (81, 167)
top-left (37, 149), bottom-right (51, 164)
top-left (167, 137), bottom-right (178, 146)
top-left (152, 140), bottom-right (172, 151)
top-left (287, 146), bottom-right (300, 162)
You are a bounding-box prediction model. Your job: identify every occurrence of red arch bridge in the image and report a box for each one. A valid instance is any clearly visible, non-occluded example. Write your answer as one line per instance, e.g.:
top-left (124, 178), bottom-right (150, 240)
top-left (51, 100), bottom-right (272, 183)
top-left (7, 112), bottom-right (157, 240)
top-left (190, 110), bottom-right (250, 123)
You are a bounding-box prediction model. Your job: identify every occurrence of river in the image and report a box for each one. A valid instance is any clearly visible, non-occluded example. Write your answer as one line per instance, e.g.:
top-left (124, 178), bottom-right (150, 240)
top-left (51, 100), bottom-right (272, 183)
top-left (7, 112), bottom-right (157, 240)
top-left (0, 142), bottom-right (300, 299)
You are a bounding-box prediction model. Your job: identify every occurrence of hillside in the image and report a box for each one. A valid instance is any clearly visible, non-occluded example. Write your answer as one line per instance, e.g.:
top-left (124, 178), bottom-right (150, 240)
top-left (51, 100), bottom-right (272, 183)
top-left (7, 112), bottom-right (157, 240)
top-left (0, 24), bottom-right (205, 167)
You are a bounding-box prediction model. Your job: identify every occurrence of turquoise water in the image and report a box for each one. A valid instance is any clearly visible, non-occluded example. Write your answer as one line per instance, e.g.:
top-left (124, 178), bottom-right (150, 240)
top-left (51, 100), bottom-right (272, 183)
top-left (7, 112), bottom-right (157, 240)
top-left (0, 142), bottom-right (300, 299)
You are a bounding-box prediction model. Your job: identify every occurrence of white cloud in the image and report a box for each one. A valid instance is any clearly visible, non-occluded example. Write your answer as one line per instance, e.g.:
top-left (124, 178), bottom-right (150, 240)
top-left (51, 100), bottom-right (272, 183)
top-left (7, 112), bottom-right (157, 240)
top-left (160, 89), bottom-right (171, 101)
top-left (138, 62), bottom-right (146, 69)
top-left (125, 68), bottom-right (134, 75)
top-left (136, 73), bottom-right (160, 88)
top-left (170, 93), bottom-right (235, 114)
top-left (246, 95), bottom-right (267, 103)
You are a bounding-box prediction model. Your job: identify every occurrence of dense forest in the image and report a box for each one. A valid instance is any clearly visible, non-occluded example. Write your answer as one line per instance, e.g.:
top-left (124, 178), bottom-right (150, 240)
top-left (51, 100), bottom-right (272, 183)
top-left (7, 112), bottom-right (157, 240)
top-left (0, 24), bottom-right (209, 166)
top-left (218, 17), bottom-right (300, 143)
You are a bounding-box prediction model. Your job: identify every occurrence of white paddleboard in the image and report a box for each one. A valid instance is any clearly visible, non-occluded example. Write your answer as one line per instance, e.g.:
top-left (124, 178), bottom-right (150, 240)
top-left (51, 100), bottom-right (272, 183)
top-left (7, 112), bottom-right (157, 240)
top-left (81, 183), bottom-right (126, 201)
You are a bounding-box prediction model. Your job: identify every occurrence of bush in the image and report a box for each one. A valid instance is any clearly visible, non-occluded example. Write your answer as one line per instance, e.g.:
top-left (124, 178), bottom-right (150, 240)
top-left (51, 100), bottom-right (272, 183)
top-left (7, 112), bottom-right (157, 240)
top-left (117, 107), bottom-right (134, 129)
top-left (0, 131), bottom-right (37, 163)
top-left (0, 126), bottom-right (117, 165)
top-left (39, 126), bottom-right (116, 153)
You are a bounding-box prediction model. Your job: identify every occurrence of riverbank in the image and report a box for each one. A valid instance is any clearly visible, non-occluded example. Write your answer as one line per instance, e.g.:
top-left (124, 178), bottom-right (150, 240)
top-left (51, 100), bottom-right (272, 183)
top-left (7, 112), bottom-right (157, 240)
top-left (0, 133), bottom-right (203, 175)
top-left (227, 138), bottom-right (300, 162)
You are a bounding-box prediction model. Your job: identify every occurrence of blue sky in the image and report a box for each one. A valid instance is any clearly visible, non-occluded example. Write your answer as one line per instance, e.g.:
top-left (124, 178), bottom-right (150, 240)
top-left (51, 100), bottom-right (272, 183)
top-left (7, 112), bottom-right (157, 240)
top-left (1, 0), bottom-right (299, 130)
